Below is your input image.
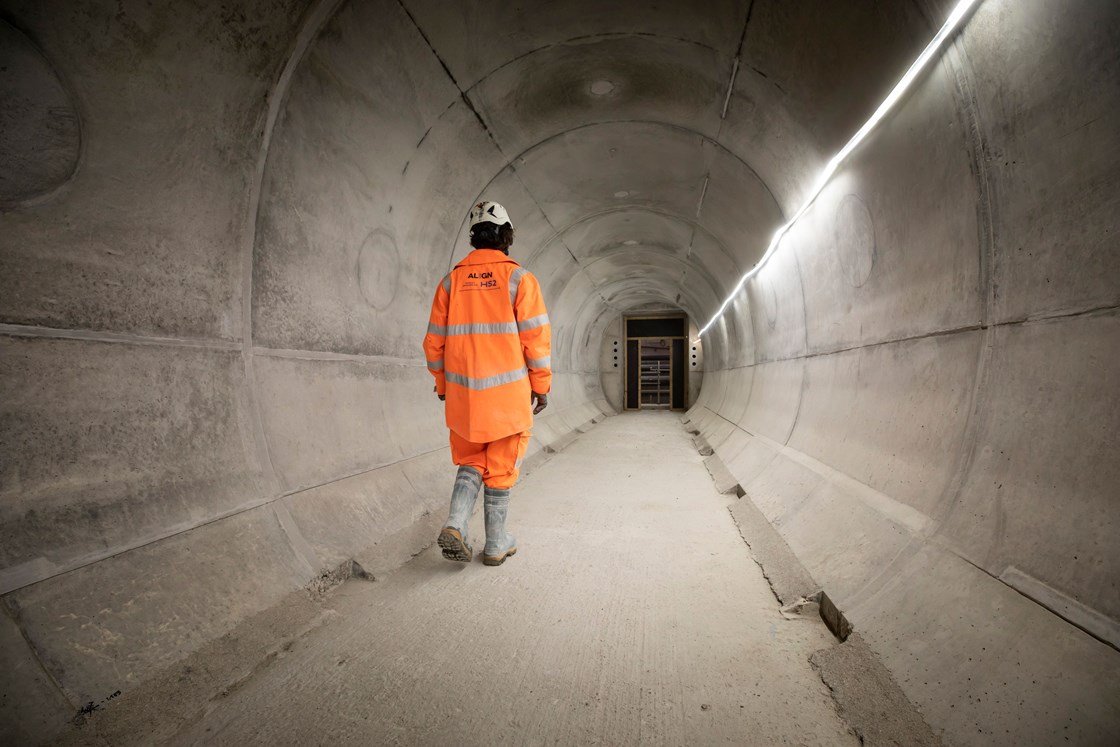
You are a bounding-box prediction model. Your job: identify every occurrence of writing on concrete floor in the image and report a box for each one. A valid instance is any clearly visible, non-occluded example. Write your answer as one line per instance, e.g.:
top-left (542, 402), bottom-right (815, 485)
top-left (75, 689), bottom-right (122, 719)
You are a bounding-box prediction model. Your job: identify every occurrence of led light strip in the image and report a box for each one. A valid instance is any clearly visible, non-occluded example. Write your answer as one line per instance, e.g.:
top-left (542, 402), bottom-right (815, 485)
top-left (698, 0), bottom-right (983, 336)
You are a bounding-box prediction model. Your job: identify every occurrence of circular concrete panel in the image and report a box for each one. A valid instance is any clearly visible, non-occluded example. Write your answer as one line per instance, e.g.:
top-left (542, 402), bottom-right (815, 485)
top-left (834, 193), bottom-right (876, 287)
top-left (357, 230), bottom-right (400, 310)
top-left (0, 20), bottom-right (81, 206)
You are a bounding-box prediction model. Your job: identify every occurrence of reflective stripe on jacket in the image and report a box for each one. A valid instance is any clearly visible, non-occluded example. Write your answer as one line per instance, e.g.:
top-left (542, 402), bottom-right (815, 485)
top-left (423, 248), bottom-right (552, 442)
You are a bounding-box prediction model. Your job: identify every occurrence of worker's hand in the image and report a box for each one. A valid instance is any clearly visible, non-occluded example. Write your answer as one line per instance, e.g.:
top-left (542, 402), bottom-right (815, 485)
top-left (434, 386), bottom-right (445, 402)
top-left (531, 391), bottom-right (548, 415)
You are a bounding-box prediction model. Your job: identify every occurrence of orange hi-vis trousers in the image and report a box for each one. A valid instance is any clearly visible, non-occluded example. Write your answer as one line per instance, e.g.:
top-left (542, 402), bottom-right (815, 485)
top-left (450, 430), bottom-right (531, 489)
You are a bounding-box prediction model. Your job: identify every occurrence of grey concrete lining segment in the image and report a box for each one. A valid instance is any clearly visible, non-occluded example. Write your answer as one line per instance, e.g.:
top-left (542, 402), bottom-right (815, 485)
top-left (740, 359), bottom-right (803, 440)
top-left (736, 440), bottom-right (824, 525)
top-left (400, 0), bottom-right (750, 91)
top-left (569, 309), bottom-right (626, 370)
top-left (512, 122), bottom-right (712, 229)
top-left (253, 90), bottom-right (500, 353)
top-left (5, 505), bottom-right (312, 706)
top-left (962, 0), bottom-right (1120, 324)
top-left (713, 427), bottom-right (752, 465)
top-left (466, 35), bottom-right (731, 150)
top-left (0, 336), bottom-right (271, 591)
top-left (686, 228), bottom-right (746, 294)
top-left (276, 452), bottom-right (448, 571)
top-left (854, 543), bottom-right (1120, 745)
top-left (0, 20), bottom-right (82, 207)
top-left (0, 608), bottom-right (72, 745)
top-left (2, 0), bottom-right (1119, 742)
top-left (580, 249), bottom-right (713, 310)
top-left (739, 0), bottom-right (937, 158)
top-left (724, 293), bottom-right (758, 369)
top-left (594, 275), bottom-right (708, 316)
top-left (475, 121), bottom-right (787, 281)
top-left (789, 332), bottom-right (982, 518)
top-left (716, 62), bottom-right (825, 211)
top-left (251, 355), bottom-right (443, 491)
top-left (779, 479), bottom-right (917, 602)
top-left (938, 311), bottom-right (1120, 621)
top-left (698, 415), bottom-right (736, 453)
top-left (526, 205), bottom-right (746, 307)
top-left (0, 0), bottom-right (310, 340)
top-left (543, 208), bottom-right (694, 262)
top-left (696, 136), bottom-right (788, 251)
top-left (790, 93), bottom-right (985, 353)
top-left (717, 366), bottom-right (754, 425)
top-left (512, 236), bottom-right (585, 314)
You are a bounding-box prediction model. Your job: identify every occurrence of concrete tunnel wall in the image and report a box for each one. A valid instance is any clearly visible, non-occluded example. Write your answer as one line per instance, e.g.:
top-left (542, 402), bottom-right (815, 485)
top-left (0, 0), bottom-right (1117, 743)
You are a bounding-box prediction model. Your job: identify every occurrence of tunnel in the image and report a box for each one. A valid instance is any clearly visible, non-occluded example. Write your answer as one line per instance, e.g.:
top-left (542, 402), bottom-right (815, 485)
top-left (2, 0), bottom-right (1118, 743)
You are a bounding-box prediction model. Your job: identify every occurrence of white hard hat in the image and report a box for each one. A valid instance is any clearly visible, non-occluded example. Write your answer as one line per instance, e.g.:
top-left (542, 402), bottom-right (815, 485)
top-left (470, 200), bottom-right (512, 229)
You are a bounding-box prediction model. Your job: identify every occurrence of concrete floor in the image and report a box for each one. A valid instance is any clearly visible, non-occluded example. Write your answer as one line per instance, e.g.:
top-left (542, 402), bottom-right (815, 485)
top-left (151, 413), bottom-right (855, 746)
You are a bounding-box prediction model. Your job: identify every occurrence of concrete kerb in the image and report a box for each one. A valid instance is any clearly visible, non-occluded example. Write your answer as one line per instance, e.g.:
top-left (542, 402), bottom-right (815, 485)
top-left (694, 435), bottom-right (855, 641)
top-left (688, 422), bottom-right (942, 745)
top-left (811, 633), bottom-right (944, 747)
top-left (702, 453), bottom-right (739, 495)
top-left (692, 434), bottom-right (714, 456)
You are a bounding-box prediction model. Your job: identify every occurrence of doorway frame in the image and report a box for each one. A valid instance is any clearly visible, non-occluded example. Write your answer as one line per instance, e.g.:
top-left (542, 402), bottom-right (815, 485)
top-left (623, 313), bottom-right (689, 411)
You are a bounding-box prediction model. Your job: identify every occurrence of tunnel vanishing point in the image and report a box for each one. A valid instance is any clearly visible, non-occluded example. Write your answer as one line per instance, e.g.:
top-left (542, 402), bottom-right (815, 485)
top-left (1, 0), bottom-right (1118, 744)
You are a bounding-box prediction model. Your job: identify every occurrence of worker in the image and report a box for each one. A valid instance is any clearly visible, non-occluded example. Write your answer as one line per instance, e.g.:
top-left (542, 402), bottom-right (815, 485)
top-left (422, 201), bottom-right (551, 566)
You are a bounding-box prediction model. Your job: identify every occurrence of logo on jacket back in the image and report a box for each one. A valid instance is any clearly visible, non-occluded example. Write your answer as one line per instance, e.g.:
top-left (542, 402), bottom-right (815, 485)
top-left (462, 271), bottom-right (498, 290)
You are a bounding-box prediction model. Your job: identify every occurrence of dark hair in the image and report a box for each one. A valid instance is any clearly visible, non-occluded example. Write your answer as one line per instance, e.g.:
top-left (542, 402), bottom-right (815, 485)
top-left (469, 222), bottom-right (514, 252)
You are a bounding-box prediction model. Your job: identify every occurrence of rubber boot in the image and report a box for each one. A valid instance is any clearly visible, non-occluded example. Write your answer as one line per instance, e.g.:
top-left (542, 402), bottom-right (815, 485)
top-left (437, 466), bottom-right (481, 562)
top-left (482, 487), bottom-right (517, 566)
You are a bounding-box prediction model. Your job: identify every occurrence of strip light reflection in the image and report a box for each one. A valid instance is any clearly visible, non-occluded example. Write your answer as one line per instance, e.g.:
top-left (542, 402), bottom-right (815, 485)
top-left (698, 0), bottom-right (982, 336)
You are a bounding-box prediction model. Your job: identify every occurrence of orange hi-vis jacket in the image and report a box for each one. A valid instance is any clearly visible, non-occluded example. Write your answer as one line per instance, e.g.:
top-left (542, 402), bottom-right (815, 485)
top-left (423, 249), bottom-right (552, 443)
